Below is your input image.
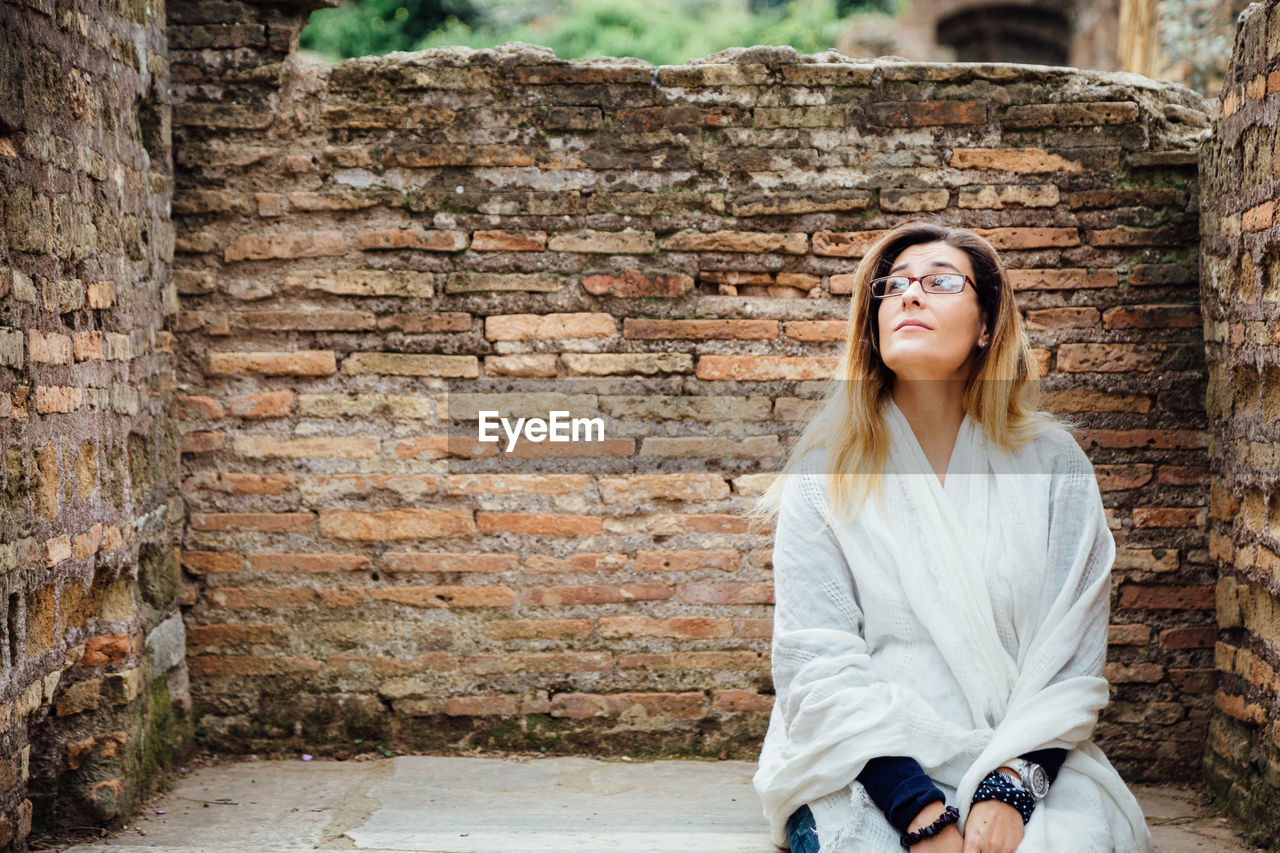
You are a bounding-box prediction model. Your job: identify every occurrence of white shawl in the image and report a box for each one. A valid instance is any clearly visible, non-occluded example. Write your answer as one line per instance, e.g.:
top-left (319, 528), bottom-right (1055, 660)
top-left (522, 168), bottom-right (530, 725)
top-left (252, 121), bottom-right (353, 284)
top-left (753, 399), bottom-right (1151, 852)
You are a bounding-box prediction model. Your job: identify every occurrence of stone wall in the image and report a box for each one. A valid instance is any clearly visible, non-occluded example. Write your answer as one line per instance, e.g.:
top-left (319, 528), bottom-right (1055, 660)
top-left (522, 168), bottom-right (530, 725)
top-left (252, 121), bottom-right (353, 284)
top-left (169, 0), bottom-right (1215, 778)
top-left (0, 0), bottom-right (191, 844)
top-left (1200, 0), bottom-right (1280, 846)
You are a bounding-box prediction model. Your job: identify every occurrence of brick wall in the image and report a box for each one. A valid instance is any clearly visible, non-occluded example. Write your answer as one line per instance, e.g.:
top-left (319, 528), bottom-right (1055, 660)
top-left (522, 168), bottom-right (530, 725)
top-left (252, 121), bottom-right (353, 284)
top-left (168, 1), bottom-right (1216, 778)
top-left (1200, 0), bottom-right (1280, 846)
top-left (0, 0), bottom-right (191, 843)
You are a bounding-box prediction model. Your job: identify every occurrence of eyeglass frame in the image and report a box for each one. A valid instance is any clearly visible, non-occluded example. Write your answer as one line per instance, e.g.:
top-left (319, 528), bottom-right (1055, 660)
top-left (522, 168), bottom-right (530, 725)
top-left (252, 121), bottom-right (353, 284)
top-left (868, 272), bottom-right (976, 299)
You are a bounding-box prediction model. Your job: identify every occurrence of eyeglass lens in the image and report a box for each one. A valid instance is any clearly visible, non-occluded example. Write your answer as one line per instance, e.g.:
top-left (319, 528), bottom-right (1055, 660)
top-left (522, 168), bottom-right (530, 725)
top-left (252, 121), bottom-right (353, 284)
top-left (873, 274), bottom-right (966, 296)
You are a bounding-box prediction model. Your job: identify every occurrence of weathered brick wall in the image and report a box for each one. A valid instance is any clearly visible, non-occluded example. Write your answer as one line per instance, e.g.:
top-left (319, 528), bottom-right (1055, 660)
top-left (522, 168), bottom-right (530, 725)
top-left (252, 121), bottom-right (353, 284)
top-left (168, 12), bottom-right (1217, 779)
top-left (1200, 0), bottom-right (1280, 846)
top-left (0, 0), bottom-right (191, 844)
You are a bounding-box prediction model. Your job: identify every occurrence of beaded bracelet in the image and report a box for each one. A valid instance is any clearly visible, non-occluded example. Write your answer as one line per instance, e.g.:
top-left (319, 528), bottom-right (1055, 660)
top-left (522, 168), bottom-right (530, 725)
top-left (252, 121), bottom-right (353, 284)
top-left (899, 804), bottom-right (959, 848)
top-left (972, 770), bottom-right (1036, 824)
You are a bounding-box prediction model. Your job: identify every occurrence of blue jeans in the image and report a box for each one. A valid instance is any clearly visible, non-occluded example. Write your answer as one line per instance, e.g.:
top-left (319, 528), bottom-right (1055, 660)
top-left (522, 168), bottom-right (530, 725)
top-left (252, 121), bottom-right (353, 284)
top-left (786, 803), bottom-right (820, 852)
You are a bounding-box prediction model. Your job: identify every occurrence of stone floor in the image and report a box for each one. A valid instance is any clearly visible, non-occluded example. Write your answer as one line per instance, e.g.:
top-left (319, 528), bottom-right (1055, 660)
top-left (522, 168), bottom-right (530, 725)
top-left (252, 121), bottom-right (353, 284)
top-left (40, 755), bottom-right (1261, 852)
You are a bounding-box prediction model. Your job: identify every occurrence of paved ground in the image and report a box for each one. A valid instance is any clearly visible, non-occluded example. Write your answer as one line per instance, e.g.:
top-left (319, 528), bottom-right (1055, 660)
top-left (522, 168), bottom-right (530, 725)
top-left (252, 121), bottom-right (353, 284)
top-left (42, 755), bottom-right (1261, 853)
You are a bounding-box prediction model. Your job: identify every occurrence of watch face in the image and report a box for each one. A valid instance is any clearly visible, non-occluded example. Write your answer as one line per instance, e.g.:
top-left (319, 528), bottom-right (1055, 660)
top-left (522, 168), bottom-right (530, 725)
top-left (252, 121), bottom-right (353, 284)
top-left (1027, 764), bottom-right (1050, 798)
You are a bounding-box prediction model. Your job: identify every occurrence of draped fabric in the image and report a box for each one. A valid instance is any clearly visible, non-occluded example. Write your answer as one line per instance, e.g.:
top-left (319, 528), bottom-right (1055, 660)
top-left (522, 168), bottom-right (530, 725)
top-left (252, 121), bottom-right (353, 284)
top-left (753, 399), bottom-right (1151, 852)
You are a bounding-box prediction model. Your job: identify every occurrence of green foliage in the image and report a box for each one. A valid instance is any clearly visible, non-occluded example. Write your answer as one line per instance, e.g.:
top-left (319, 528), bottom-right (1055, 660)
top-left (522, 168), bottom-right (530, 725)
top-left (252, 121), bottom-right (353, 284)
top-left (301, 0), bottom-right (481, 59)
top-left (302, 0), bottom-right (901, 64)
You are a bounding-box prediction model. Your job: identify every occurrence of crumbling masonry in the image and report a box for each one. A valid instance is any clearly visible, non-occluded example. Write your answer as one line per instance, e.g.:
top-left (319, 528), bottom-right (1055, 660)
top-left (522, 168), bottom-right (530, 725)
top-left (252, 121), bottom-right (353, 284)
top-left (2, 0), bottom-right (1279, 847)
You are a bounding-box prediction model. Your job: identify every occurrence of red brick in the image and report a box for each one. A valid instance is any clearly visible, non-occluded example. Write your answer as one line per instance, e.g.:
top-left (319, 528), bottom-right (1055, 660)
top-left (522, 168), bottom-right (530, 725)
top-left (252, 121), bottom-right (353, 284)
top-left (598, 616), bottom-right (732, 638)
top-left (783, 321), bottom-right (846, 342)
top-left (1103, 662), bottom-right (1164, 683)
top-left (1008, 269), bottom-right (1118, 291)
top-left (227, 390), bottom-right (295, 418)
top-left (189, 513), bottom-right (312, 532)
top-left (357, 228), bottom-right (468, 251)
top-left (1243, 201), bottom-right (1275, 232)
top-left (676, 514), bottom-right (755, 534)
top-left (463, 652), bottom-right (611, 674)
top-left (484, 312), bottom-right (616, 341)
top-left (633, 550), bottom-right (741, 572)
top-left (208, 351), bottom-right (336, 376)
top-left (812, 230), bottom-right (886, 258)
top-left (677, 582), bottom-right (774, 605)
top-left (1159, 627), bottom-right (1216, 650)
top-left (234, 310), bottom-right (376, 332)
top-left (695, 355), bottom-right (838, 381)
top-left (712, 689), bottom-right (774, 712)
top-left (224, 231), bottom-right (343, 261)
top-left (248, 553), bottom-right (371, 572)
top-left (181, 551), bottom-right (243, 573)
top-left (1102, 304), bottom-right (1201, 330)
top-left (318, 509), bottom-right (474, 540)
top-left (476, 513), bottom-right (603, 536)
top-left (378, 312), bottom-right (471, 333)
top-left (177, 395), bottom-right (224, 420)
top-left (949, 148), bottom-right (1085, 172)
top-left (582, 270), bottom-right (693, 298)
top-left (79, 635), bottom-right (131, 666)
top-left (188, 655), bottom-right (321, 676)
top-left (207, 588), bottom-right (365, 609)
top-left (446, 695), bottom-right (527, 716)
top-left (181, 431), bottom-right (225, 453)
top-left (1108, 624), bottom-right (1152, 645)
top-left (1215, 690), bottom-right (1267, 725)
top-left (869, 100), bottom-right (986, 126)
top-left (1024, 308), bottom-right (1099, 330)
top-left (523, 553), bottom-right (625, 573)
top-left (973, 227), bottom-right (1080, 249)
top-left (1132, 507), bottom-right (1204, 528)
top-left (185, 623), bottom-right (289, 645)
top-left (471, 230), bottom-right (547, 251)
top-left (596, 474), bottom-right (730, 503)
top-left (524, 584), bottom-right (672, 606)
top-left (1117, 584), bottom-right (1215, 610)
top-left (660, 229), bottom-right (807, 254)
top-left (1093, 464), bottom-right (1154, 491)
top-left (482, 619), bottom-right (594, 640)
top-left (733, 618), bottom-right (773, 638)
top-left (1158, 465), bottom-right (1208, 487)
top-left (369, 586), bottom-right (515, 608)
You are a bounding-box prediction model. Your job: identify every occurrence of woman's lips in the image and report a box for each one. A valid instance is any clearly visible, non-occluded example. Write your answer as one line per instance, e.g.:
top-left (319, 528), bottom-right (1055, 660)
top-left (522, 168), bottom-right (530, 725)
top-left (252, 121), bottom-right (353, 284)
top-left (895, 321), bottom-right (930, 330)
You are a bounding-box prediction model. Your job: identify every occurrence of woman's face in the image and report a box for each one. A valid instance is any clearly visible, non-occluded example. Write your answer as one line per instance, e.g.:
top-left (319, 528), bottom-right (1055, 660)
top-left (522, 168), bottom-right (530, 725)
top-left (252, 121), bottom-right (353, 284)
top-left (874, 241), bottom-right (989, 382)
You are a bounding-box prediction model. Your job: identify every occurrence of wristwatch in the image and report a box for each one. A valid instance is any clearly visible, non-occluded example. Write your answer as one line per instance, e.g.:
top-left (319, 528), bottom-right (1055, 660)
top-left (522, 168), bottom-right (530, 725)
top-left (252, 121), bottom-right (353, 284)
top-left (1003, 759), bottom-right (1050, 799)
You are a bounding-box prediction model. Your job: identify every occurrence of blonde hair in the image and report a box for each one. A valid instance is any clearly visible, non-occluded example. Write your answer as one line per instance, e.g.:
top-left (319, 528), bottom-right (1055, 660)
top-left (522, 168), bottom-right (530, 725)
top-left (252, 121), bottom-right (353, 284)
top-left (750, 220), bottom-right (1075, 530)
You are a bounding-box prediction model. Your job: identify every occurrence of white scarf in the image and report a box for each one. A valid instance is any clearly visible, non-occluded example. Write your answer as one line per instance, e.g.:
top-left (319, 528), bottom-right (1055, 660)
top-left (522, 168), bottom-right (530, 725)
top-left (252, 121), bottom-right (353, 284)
top-left (753, 399), bottom-right (1151, 852)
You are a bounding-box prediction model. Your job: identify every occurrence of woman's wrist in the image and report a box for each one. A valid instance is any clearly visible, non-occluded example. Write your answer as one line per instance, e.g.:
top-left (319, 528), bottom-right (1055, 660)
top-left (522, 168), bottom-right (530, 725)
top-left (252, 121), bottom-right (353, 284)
top-left (900, 804), bottom-right (960, 848)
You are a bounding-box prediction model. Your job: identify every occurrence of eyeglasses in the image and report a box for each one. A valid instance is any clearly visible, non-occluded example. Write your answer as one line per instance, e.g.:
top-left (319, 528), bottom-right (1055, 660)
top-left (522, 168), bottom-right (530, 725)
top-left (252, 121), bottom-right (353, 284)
top-left (869, 273), bottom-right (973, 298)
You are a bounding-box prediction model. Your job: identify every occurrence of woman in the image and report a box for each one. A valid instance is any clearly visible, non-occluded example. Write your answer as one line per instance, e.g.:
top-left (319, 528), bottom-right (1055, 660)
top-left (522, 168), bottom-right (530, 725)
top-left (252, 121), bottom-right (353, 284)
top-left (750, 221), bottom-right (1151, 852)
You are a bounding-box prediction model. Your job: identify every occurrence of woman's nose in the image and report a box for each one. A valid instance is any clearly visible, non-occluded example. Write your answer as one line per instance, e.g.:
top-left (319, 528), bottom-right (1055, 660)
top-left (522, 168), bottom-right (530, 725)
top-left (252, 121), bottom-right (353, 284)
top-left (901, 278), bottom-right (927, 303)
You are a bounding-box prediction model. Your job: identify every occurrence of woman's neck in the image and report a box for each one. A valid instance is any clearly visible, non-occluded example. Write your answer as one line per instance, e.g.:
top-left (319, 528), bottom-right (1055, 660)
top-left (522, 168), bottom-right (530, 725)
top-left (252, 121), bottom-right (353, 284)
top-left (892, 379), bottom-right (967, 430)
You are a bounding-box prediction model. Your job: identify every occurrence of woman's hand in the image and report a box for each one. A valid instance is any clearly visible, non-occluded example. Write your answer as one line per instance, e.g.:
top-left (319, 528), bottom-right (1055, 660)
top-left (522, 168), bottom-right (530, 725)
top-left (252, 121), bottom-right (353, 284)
top-left (907, 801), bottom-right (963, 853)
top-left (961, 798), bottom-right (1024, 853)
